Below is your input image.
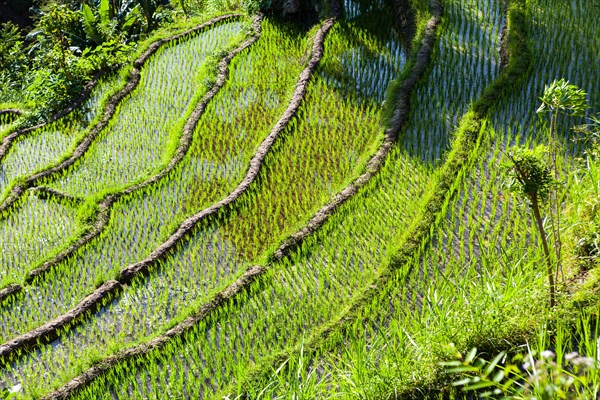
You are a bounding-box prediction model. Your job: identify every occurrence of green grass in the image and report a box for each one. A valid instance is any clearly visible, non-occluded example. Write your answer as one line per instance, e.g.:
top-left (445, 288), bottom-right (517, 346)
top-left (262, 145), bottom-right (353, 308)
top-left (0, 20), bottom-right (245, 343)
top-left (0, 17), bottom-right (313, 397)
top-left (0, 76), bottom-right (120, 198)
top-left (0, 0), bottom-right (598, 398)
top-left (248, 0), bottom-right (600, 397)
top-left (41, 0), bottom-right (510, 396)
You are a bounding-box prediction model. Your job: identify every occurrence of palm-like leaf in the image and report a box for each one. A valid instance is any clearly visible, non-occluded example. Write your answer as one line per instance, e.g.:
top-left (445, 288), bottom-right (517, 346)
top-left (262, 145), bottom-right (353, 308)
top-left (537, 78), bottom-right (588, 117)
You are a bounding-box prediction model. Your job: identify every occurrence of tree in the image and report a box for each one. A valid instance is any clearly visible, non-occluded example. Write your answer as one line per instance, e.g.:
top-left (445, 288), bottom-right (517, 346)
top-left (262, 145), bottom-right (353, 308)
top-left (0, 22), bottom-right (25, 72)
top-left (33, 4), bottom-right (81, 71)
top-left (138, 0), bottom-right (165, 32)
top-left (536, 79), bottom-right (588, 283)
top-left (505, 145), bottom-right (556, 307)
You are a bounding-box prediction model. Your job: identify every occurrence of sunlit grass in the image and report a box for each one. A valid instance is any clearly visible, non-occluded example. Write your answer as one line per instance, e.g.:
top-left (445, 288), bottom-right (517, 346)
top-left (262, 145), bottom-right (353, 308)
top-left (51, 0), bottom-right (506, 397)
top-left (0, 0), bottom-right (598, 398)
top-left (0, 21), bottom-right (244, 343)
top-left (0, 76), bottom-right (119, 197)
top-left (47, 22), bottom-right (244, 197)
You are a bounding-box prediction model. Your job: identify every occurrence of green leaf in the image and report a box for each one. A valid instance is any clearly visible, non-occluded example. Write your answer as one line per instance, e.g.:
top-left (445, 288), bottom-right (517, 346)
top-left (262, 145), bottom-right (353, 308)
top-left (492, 370), bottom-right (505, 383)
top-left (81, 4), bottom-right (102, 44)
top-left (452, 378), bottom-right (473, 387)
top-left (465, 348), bottom-right (478, 363)
top-left (464, 381), bottom-right (495, 391)
top-left (99, 0), bottom-right (111, 25)
top-left (501, 377), bottom-right (520, 392)
top-left (484, 352), bottom-right (505, 376)
top-left (447, 366), bottom-right (480, 373)
top-left (81, 4), bottom-right (95, 25)
top-left (121, 11), bottom-right (138, 32)
top-left (538, 78), bottom-right (588, 117)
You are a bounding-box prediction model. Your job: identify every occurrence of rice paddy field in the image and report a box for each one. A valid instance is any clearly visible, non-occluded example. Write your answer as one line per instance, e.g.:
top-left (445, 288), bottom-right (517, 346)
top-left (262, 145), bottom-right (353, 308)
top-left (0, 0), bottom-right (599, 398)
top-left (0, 113), bottom-right (19, 137)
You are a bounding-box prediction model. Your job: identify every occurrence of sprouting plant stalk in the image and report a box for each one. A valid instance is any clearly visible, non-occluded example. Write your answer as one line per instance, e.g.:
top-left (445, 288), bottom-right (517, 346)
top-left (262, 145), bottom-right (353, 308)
top-left (505, 145), bottom-right (555, 307)
top-left (536, 79), bottom-right (588, 284)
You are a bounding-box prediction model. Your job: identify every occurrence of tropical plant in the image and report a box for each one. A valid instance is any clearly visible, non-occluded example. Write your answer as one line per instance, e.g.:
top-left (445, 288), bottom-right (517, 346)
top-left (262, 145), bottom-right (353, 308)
top-left (0, 22), bottom-right (29, 103)
top-left (137, 0), bottom-right (165, 32)
top-left (443, 310), bottom-right (600, 400)
top-left (28, 4), bottom-right (81, 71)
top-left (0, 22), bottom-right (26, 73)
top-left (81, 0), bottom-right (142, 45)
top-left (444, 346), bottom-right (600, 399)
top-left (536, 79), bottom-right (588, 283)
top-left (504, 145), bottom-right (556, 307)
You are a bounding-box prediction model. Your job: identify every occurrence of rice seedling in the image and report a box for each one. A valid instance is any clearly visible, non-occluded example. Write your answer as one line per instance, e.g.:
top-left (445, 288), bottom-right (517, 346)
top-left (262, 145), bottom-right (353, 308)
top-left (314, 126), bottom-right (595, 398)
top-left (0, 20), bottom-right (248, 343)
top-left (0, 192), bottom-right (79, 286)
top-left (211, 14), bottom-right (410, 261)
top-left (0, 7), bottom-right (414, 397)
top-left (491, 0), bottom-right (600, 146)
top-left (273, 0), bottom-right (600, 395)
top-left (1, 0), bottom-right (597, 397)
top-left (15, 0), bottom-right (509, 397)
top-left (303, 126), bottom-right (542, 390)
top-left (400, 0), bottom-right (502, 163)
top-left (0, 16), bottom-right (310, 392)
top-left (45, 22), bottom-right (244, 197)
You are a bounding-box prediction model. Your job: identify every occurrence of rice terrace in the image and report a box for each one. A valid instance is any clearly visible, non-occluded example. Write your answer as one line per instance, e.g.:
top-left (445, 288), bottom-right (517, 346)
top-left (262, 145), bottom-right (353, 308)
top-left (0, 0), bottom-right (599, 398)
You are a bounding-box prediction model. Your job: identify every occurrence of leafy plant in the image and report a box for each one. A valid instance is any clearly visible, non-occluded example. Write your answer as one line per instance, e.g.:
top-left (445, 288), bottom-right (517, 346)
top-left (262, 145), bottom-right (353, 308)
top-left (81, 0), bottom-right (142, 45)
top-left (504, 145), bottom-right (556, 307)
top-left (536, 79), bottom-right (589, 284)
top-left (0, 384), bottom-right (22, 400)
top-left (79, 39), bottom-right (135, 71)
top-left (29, 4), bottom-right (81, 72)
top-left (137, 0), bottom-right (165, 32)
top-left (444, 346), bottom-right (599, 399)
top-left (0, 22), bottom-right (27, 74)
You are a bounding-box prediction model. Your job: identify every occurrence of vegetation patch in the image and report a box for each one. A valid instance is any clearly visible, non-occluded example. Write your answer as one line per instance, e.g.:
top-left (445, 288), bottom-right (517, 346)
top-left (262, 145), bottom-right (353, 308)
top-left (0, 0), bottom-right (598, 398)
